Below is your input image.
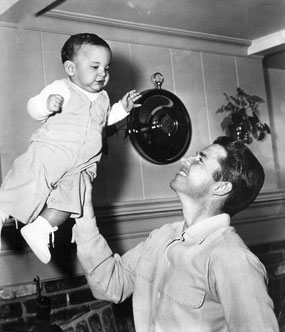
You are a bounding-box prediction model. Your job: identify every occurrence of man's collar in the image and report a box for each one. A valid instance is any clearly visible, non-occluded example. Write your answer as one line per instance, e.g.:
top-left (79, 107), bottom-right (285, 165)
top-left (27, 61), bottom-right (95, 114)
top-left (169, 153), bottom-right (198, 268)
top-left (182, 213), bottom-right (230, 244)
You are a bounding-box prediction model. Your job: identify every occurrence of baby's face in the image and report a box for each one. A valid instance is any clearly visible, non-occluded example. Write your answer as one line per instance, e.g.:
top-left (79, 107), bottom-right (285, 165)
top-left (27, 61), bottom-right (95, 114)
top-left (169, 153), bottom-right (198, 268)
top-left (70, 44), bottom-right (112, 93)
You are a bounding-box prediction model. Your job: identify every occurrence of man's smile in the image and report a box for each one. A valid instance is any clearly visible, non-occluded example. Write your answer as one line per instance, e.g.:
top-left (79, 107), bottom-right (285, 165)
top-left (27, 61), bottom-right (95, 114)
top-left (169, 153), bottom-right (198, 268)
top-left (179, 166), bottom-right (189, 177)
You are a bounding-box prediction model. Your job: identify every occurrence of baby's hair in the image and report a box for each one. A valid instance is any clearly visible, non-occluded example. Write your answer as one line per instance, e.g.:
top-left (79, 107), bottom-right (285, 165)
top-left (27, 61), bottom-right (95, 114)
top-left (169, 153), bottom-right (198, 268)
top-left (61, 33), bottom-right (111, 63)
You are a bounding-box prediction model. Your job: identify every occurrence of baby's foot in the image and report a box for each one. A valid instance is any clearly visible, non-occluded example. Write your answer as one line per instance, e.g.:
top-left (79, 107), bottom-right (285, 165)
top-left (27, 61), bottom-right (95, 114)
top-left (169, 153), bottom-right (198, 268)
top-left (20, 216), bottom-right (58, 264)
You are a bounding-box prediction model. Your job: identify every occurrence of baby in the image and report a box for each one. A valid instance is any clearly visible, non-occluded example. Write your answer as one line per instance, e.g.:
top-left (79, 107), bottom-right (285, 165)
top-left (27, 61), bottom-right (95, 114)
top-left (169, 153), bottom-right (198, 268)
top-left (0, 33), bottom-right (141, 263)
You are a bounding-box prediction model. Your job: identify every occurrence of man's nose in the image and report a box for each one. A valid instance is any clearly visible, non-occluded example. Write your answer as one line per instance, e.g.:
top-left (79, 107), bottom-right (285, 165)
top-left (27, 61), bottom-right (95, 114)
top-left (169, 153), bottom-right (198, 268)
top-left (181, 156), bottom-right (198, 167)
top-left (181, 156), bottom-right (196, 166)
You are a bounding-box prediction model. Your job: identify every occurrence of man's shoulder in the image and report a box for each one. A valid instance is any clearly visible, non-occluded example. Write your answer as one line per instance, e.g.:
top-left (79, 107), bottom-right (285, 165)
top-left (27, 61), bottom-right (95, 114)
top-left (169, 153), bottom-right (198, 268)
top-left (210, 227), bottom-right (265, 271)
top-left (210, 226), bottom-right (249, 252)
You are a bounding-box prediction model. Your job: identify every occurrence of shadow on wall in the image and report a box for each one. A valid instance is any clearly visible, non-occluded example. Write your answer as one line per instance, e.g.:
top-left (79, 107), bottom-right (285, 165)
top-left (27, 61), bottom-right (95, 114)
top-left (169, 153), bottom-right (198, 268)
top-left (93, 52), bottom-right (142, 204)
top-left (91, 54), bottom-right (143, 255)
top-left (107, 52), bottom-right (141, 102)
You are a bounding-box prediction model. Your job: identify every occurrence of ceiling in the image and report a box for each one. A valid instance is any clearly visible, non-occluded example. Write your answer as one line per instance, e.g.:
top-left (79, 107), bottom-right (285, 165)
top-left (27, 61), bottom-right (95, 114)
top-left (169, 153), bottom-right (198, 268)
top-left (1, 0), bottom-right (285, 54)
top-left (55, 0), bottom-right (285, 41)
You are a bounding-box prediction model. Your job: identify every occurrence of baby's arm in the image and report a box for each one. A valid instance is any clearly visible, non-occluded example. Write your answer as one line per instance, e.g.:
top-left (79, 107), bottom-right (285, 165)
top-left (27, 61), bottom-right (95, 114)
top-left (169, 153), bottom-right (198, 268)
top-left (107, 90), bottom-right (141, 125)
top-left (27, 80), bottom-right (70, 122)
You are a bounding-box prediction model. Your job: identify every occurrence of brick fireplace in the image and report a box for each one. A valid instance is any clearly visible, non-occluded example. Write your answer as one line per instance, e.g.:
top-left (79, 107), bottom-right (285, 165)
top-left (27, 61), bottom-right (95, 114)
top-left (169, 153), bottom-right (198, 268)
top-left (0, 274), bottom-right (135, 332)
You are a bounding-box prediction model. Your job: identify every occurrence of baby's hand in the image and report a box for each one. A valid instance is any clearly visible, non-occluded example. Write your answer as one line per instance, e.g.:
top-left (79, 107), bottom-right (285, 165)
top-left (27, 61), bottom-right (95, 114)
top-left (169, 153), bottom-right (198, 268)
top-left (121, 90), bottom-right (142, 113)
top-left (47, 94), bottom-right (64, 113)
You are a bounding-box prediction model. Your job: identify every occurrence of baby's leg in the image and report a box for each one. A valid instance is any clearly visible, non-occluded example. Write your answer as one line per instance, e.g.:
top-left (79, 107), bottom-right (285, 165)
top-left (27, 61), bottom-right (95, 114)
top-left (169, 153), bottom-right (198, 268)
top-left (40, 208), bottom-right (71, 227)
top-left (21, 208), bottom-right (71, 264)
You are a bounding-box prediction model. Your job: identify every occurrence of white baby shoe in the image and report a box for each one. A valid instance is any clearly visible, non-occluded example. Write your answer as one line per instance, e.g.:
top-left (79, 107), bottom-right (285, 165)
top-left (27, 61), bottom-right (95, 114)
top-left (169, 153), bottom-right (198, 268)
top-left (20, 216), bottom-right (58, 264)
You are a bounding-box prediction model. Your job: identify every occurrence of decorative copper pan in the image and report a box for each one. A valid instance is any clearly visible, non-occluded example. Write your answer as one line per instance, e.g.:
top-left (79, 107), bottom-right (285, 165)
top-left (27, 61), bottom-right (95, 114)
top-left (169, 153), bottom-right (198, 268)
top-left (127, 73), bottom-right (192, 164)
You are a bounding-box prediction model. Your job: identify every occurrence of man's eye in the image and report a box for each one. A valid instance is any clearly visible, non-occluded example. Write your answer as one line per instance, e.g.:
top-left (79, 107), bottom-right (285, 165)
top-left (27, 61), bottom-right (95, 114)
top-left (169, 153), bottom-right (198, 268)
top-left (92, 66), bottom-right (99, 69)
top-left (197, 155), bottom-right (204, 163)
top-left (195, 152), bottom-right (202, 162)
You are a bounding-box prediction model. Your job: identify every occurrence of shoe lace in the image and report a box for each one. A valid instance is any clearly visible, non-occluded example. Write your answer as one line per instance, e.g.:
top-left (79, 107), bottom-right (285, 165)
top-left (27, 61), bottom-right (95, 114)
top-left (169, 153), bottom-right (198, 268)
top-left (14, 218), bottom-right (18, 229)
top-left (49, 226), bottom-right (58, 248)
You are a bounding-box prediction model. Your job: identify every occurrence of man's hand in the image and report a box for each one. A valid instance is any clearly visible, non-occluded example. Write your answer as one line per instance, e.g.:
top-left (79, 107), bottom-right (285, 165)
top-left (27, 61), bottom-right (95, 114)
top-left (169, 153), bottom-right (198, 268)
top-left (47, 94), bottom-right (64, 113)
top-left (120, 90), bottom-right (142, 113)
top-left (80, 171), bottom-right (95, 221)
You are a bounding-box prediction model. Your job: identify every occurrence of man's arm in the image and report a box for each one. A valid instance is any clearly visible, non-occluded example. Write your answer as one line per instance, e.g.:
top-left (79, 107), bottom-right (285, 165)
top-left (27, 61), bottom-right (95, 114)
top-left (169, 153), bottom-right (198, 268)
top-left (73, 172), bottom-right (144, 303)
top-left (211, 247), bottom-right (279, 331)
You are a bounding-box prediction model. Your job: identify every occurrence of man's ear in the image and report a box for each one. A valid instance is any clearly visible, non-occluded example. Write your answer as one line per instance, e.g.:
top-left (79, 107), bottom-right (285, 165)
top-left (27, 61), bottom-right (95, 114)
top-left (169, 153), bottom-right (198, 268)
top-left (64, 60), bottom-right (75, 76)
top-left (213, 181), bottom-right (232, 196)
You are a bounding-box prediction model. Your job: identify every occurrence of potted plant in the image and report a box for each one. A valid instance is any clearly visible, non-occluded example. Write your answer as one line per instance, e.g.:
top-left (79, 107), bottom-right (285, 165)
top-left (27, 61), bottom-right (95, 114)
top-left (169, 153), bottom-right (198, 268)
top-left (217, 87), bottom-right (271, 144)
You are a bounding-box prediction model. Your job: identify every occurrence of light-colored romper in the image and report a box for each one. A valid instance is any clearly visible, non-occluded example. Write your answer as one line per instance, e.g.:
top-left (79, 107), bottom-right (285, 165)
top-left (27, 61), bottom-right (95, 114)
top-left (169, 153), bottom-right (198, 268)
top-left (0, 79), bottom-right (127, 224)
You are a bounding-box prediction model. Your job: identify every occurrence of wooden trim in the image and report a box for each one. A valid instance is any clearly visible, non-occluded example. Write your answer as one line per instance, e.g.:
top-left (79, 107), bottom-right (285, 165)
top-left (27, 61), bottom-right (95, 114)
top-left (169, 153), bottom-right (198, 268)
top-left (2, 189), bottom-right (285, 247)
top-left (248, 30), bottom-right (285, 55)
top-left (44, 9), bottom-right (251, 47)
top-left (0, 14), bottom-right (260, 58)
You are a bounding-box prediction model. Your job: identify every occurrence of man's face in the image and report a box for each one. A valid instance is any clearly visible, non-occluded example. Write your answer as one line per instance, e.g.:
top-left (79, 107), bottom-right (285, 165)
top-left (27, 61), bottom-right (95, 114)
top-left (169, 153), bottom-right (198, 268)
top-left (70, 44), bottom-right (111, 93)
top-left (170, 143), bottom-right (227, 199)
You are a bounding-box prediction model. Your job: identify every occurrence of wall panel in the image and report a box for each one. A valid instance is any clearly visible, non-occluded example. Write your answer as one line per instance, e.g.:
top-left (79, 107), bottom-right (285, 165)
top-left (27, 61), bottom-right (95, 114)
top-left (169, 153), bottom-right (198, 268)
top-left (265, 67), bottom-right (285, 188)
top-left (171, 49), bottom-right (209, 152)
top-left (0, 28), bottom-right (43, 167)
top-left (201, 52), bottom-right (238, 141)
top-left (236, 57), bottom-right (277, 190)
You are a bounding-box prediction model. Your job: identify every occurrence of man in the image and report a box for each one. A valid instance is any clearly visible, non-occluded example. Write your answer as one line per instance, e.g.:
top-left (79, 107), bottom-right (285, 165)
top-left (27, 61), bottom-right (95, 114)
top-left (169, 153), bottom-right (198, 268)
top-left (73, 136), bottom-right (279, 332)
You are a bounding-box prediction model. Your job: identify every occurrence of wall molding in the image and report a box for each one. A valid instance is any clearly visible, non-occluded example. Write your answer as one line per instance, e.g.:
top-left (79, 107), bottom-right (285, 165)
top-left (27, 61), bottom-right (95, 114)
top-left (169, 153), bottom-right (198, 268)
top-left (3, 188), bottom-right (284, 226)
top-left (44, 10), bottom-right (251, 47)
top-left (2, 188), bottom-right (285, 249)
top-left (0, 21), bottom-right (17, 28)
top-left (249, 30), bottom-right (285, 55)
top-left (90, 188), bottom-right (285, 220)
top-left (0, 13), bottom-right (259, 58)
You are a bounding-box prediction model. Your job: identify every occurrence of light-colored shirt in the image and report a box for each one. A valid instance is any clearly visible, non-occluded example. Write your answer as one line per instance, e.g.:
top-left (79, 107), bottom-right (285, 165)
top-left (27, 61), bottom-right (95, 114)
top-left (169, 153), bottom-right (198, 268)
top-left (73, 213), bottom-right (279, 332)
top-left (27, 79), bottom-right (127, 124)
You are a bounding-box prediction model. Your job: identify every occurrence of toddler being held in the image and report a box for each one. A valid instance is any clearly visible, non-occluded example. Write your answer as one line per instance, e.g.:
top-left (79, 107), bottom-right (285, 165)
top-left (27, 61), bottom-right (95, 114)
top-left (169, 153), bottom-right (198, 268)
top-left (0, 33), bottom-right (141, 264)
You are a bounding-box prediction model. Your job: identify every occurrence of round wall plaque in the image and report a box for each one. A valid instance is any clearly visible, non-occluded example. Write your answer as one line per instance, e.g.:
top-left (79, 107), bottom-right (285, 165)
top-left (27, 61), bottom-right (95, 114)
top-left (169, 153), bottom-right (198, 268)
top-left (127, 73), bottom-right (192, 164)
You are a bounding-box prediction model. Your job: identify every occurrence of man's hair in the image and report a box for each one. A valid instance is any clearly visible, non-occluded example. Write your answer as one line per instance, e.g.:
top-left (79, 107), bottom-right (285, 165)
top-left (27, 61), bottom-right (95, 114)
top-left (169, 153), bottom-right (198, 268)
top-left (212, 136), bottom-right (265, 216)
top-left (61, 33), bottom-right (111, 63)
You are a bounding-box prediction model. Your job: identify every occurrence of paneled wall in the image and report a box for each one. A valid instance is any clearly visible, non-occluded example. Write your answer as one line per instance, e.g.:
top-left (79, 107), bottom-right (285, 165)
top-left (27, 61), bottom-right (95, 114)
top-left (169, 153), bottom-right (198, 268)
top-left (264, 65), bottom-right (285, 188)
top-left (0, 12), bottom-right (284, 286)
